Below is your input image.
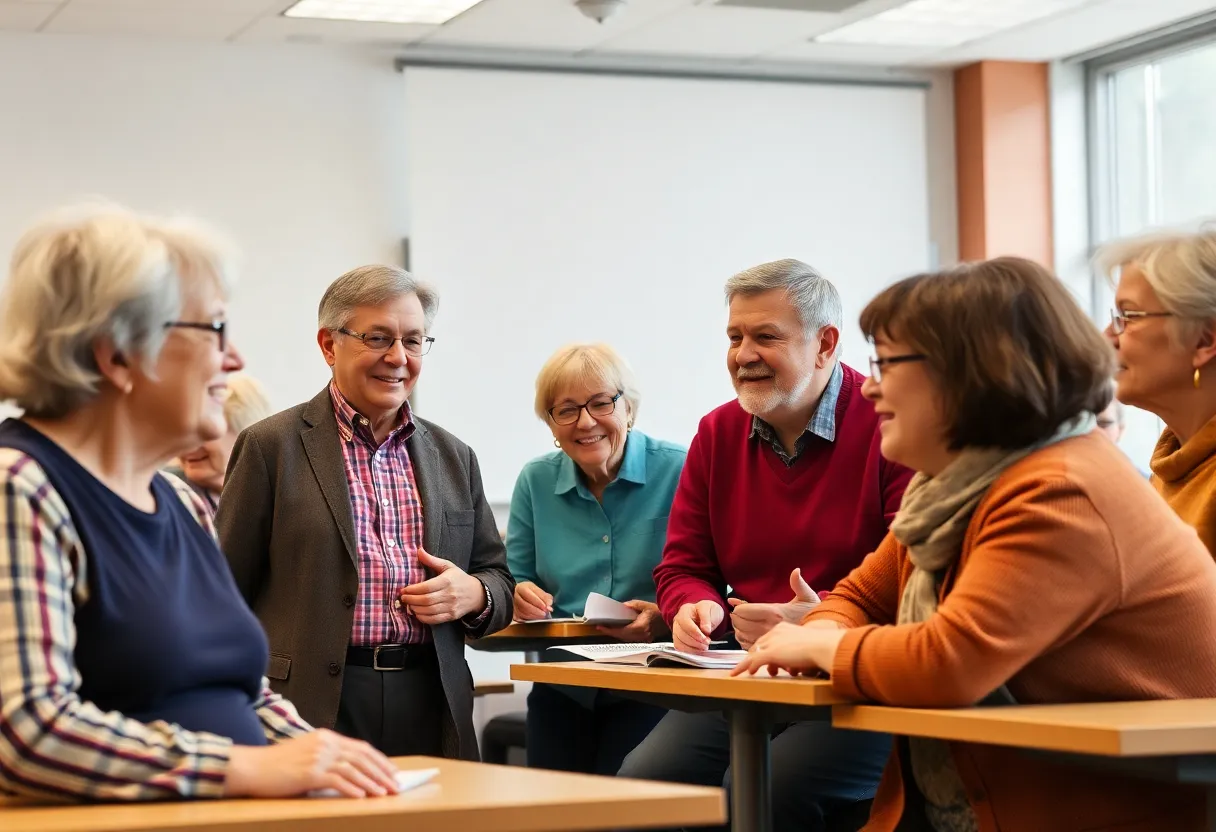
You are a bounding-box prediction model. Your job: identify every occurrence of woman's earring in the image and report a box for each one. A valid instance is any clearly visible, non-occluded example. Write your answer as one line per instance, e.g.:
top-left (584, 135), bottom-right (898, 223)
top-left (627, 420), bottom-right (634, 432)
top-left (553, 438), bottom-right (561, 448)
top-left (1196, 368), bottom-right (1203, 390)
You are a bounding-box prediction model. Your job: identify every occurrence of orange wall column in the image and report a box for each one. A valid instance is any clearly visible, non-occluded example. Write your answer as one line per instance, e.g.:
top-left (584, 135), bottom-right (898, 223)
top-left (954, 60), bottom-right (1053, 265)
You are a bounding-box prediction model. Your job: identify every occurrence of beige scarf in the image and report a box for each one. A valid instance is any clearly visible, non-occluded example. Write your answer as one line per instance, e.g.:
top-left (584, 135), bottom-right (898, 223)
top-left (893, 413), bottom-right (1097, 626)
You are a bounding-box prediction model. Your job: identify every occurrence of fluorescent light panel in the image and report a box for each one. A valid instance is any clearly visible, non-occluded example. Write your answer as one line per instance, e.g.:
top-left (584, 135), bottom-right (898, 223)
top-left (283, 0), bottom-right (486, 25)
top-left (815, 0), bottom-right (1093, 47)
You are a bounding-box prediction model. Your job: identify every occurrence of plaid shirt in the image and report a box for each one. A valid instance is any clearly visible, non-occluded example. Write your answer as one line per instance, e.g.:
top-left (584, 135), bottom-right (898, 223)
top-left (749, 360), bottom-right (844, 466)
top-left (330, 383), bottom-right (431, 646)
top-left (0, 448), bottom-right (311, 801)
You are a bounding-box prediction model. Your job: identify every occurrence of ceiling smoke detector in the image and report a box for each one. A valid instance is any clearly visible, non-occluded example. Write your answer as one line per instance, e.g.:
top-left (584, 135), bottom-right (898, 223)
top-left (574, 0), bottom-right (626, 23)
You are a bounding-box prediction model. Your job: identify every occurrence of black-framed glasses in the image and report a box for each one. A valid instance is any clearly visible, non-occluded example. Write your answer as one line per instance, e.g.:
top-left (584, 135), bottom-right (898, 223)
top-left (868, 354), bottom-right (926, 383)
top-left (338, 327), bottom-right (434, 357)
top-left (1109, 307), bottom-right (1173, 335)
top-left (548, 392), bottom-right (623, 426)
top-left (165, 319), bottom-right (226, 351)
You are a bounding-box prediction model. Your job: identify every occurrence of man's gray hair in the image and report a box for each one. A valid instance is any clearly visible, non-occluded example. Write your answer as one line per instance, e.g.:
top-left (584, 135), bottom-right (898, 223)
top-left (0, 202), bottom-right (235, 419)
top-left (724, 258), bottom-right (843, 335)
top-left (317, 265), bottom-right (439, 333)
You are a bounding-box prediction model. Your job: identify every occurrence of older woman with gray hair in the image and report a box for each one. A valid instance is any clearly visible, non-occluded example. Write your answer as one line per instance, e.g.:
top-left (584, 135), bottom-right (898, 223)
top-left (217, 264), bottom-right (513, 762)
top-left (169, 372), bottom-right (273, 514)
top-left (0, 205), bottom-right (398, 800)
top-left (506, 343), bottom-right (686, 775)
top-left (1100, 226), bottom-right (1216, 555)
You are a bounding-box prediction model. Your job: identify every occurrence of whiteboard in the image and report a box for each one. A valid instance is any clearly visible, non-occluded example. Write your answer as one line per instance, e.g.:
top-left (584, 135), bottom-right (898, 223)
top-left (404, 67), bottom-right (930, 502)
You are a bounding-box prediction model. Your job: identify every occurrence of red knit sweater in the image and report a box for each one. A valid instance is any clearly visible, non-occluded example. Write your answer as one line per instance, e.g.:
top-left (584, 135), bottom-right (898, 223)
top-left (654, 364), bottom-right (911, 634)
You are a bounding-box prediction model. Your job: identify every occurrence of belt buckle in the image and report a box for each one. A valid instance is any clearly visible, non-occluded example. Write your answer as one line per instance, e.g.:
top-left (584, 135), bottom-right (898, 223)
top-left (373, 644), bottom-right (405, 672)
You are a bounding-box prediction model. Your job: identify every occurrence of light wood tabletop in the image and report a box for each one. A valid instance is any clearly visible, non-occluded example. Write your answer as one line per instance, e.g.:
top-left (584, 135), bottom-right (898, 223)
top-left (512, 662), bottom-right (847, 707)
top-left (472, 680), bottom-right (515, 696)
top-left (0, 755), bottom-right (725, 832)
top-left (832, 698), bottom-right (1216, 757)
top-left (485, 621), bottom-right (606, 639)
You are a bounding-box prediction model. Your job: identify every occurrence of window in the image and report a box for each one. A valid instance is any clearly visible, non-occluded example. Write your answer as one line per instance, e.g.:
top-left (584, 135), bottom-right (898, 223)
top-left (1088, 29), bottom-right (1216, 472)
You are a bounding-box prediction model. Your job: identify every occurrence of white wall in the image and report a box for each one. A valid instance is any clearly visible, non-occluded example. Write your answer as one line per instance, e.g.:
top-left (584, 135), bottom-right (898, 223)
top-left (0, 33), bottom-right (409, 414)
top-left (405, 66), bottom-right (945, 504)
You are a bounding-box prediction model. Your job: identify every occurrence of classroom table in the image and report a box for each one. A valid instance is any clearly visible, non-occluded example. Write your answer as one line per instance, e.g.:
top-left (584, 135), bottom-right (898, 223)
top-left (469, 621), bottom-right (616, 660)
top-left (833, 697), bottom-right (1216, 830)
top-left (512, 661), bottom-right (845, 832)
top-left (0, 755), bottom-right (726, 832)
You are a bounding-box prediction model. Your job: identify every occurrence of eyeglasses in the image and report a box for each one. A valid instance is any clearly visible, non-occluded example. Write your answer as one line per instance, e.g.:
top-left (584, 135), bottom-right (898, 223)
top-left (1109, 308), bottom-right (1173, 335)
top-left (548, 392), bottom-right (623, 426)
top-left (338, 328), bottom-right (435, 357)
top-left (165, 319), bottom-right (227, 351)
top-left (868, 354), bottom-right (926, 383)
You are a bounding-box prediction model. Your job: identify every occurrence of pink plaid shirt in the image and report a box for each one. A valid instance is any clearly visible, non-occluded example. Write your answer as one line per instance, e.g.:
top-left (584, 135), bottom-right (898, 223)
top-left (330, 383), bottom-right (430, 646)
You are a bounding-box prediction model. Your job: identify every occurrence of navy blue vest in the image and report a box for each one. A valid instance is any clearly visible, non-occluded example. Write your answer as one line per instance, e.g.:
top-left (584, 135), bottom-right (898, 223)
top-left (0, 420), bottom-right (269, 746)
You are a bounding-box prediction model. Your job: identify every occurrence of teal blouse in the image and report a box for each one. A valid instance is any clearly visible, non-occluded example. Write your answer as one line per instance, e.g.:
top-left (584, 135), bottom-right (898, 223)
top-left (505, 430), bottom-right (687, 617)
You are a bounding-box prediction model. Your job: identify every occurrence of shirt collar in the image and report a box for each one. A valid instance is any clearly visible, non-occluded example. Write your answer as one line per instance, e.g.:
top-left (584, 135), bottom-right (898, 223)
top-left (554, 432), bottom-right (646, 495)
top-left (328, 380), bottom-right (415, 447)
top-left (748, 360), bottom-right (843, 444)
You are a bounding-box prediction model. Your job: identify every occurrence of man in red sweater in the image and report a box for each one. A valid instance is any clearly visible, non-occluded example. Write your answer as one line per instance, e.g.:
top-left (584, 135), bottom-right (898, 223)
top-left (618, 259), bottom-right (911, 831)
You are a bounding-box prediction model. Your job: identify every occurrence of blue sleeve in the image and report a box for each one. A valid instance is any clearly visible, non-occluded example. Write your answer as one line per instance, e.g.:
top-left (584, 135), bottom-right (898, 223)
top-left (505, 468), bottom-right (540, 587)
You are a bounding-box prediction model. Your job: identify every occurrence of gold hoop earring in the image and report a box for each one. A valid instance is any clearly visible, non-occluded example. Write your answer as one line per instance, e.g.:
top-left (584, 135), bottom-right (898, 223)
top-left (1196, 368), bottom-right (1202, 389)
top-left (553, 438), bottom-right (561, 448)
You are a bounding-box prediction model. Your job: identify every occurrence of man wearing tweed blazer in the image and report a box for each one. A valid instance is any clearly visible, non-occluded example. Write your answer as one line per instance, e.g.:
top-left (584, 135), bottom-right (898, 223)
top-left (217, 265), bottom-right (513, 760)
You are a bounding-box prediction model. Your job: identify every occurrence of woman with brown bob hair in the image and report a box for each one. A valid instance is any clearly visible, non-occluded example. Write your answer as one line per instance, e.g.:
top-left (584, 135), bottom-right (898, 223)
top-left (734, 257), bottom-right (1216, 832)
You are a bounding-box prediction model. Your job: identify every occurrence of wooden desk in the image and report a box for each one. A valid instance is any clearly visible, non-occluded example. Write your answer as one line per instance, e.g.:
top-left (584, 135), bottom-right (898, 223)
top-left (512, 662), bottom-right (844, 832)
top-left (469, 621), bottom-right (616, 656)
top-left (833, 698), bottom-right (1216, 757)
top-left (833, 699), bottom-right (1216, 830)
top-left (473, 680), bottom-right (515, 697)
top-left (0, 755), bottom-right (725, 832)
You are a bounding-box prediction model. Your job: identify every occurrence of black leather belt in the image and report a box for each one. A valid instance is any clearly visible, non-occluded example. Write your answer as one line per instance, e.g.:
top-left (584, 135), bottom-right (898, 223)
top-left (346, 643), bottom-right (435, 671)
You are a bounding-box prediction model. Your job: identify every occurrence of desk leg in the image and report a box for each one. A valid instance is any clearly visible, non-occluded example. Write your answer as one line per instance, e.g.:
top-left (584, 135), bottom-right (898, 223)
top-left (1208, 785), bottom-right (1216, 832)
top-left (730, 709), bottom-right (772, 832)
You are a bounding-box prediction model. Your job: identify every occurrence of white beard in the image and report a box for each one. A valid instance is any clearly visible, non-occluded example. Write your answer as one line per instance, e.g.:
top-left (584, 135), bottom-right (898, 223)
top-left (735, 371), bottom-right (815, 418)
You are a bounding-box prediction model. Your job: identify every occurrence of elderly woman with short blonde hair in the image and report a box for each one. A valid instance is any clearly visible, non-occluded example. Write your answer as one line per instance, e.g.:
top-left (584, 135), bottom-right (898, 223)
top-left (506, 343), bottom-right (686, 775)
top-left (1100, 226), bottom-right (1216, 554)
top-left (172, 372), bottom-right (273, 513)
top-left (0, 204), bottom-right (397, 801)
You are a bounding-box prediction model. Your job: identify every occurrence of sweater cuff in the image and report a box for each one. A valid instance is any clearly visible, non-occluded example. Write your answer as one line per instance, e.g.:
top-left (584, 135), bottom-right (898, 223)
top-left (830, 624), bottom-right (877, 701)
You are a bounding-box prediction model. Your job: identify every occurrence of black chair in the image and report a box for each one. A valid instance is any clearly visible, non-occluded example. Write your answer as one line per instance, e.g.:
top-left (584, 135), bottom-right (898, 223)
top-left (481, 710), bottom-right (527, 765)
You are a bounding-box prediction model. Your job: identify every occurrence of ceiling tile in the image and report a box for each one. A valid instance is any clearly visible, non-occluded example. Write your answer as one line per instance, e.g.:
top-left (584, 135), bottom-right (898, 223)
top-left (762, 38), bottom-right (935, 64)
top-left (64, 0), bottom-right (285, 11)
top-left (45, 5), bottom-right (259, 38)
top-left (0, 2), bottom-right (57, 32)
top-left (422, 0), bottom-right (693, 52)
top-left (593, 5), bottom-right (836, 58)
top-left (236, 14), bottom-right (435, 43)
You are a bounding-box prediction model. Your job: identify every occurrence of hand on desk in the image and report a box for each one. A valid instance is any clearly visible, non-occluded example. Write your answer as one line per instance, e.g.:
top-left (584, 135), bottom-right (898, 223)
top-left (224, 728), bottom-right (400, 799)
top-left (672, 600), bottom-right (725, 652)
top-left (727, 568), bottom-right (821, 649)
top-left (399, 548), bottom-right (487, 623)
top-left (513, 581), bottom-right (554, 621)
top-left (730, 621), bottom-right (847, 678)
top-left (598, 600), bottom-right (669, 643)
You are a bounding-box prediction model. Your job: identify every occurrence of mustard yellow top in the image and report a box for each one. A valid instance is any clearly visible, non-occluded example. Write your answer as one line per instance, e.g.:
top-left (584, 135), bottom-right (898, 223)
top-left (1152, 414), bottom-right (1216, 557)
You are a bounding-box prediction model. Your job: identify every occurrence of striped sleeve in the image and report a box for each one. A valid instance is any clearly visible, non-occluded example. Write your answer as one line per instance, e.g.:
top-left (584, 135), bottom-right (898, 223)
top-left (160, 472), bottom-right (314, 741)
top-left (0, 452), bottom-right (233, 800)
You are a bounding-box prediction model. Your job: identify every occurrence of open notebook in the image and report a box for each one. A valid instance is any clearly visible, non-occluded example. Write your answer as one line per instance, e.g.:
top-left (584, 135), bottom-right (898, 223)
top-left (516, 592), bottom-right (639, 627)
top-left (549, 642), bottom-right (748, 669)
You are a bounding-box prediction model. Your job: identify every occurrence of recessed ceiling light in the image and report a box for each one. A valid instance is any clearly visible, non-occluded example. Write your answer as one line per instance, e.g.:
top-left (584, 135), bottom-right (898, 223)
top-left (283, 0), bottom-right (487, 26)
top-left (815, 0), bottom-right (1093, 47)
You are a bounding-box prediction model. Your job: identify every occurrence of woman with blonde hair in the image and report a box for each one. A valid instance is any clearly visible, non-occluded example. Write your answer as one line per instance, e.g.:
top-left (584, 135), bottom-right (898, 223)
top-left (1099, 226), bottom-right (1216, 553)
top-left (506, 343), bottom-right (686, 775)
top-left (0, 204), bottom-right (397, 800)
top-left (734, 257), bottom-right (1216, 831)
top-left (172, 372), bottom-right (273, 513)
